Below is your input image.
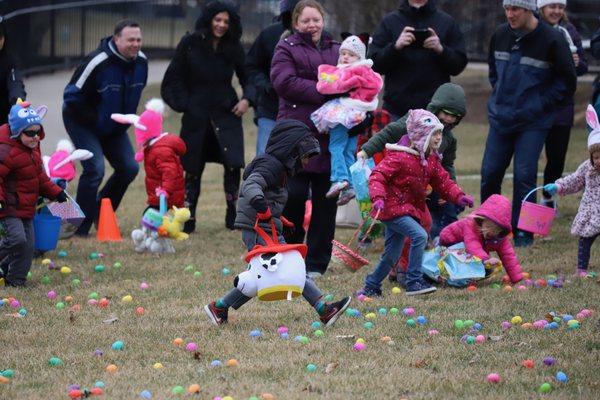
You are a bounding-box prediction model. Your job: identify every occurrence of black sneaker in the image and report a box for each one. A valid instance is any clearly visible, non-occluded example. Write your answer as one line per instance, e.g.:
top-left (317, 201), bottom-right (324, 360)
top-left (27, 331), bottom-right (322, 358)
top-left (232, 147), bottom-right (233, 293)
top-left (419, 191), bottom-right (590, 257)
top-left (406, 280), bottom-right (437, 296)
top-left (225, 204), bottom-right (236, 230)
top-left (320, 296), bottom-right (352, 327)
top-left (355, 287), bottom-right (383, 298)
top-left (204, 302), bottom-right (228, 325)
top-left (336, 188), bottom-right (356, 206)
top-left (183, 218), bottom-right (196, 234)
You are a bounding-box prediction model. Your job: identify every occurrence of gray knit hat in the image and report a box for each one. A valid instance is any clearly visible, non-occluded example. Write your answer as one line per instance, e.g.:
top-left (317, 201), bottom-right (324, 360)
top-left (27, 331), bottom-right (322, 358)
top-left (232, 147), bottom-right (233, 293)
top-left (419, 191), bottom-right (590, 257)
top-left (503, 0), bottom-right (537, 10)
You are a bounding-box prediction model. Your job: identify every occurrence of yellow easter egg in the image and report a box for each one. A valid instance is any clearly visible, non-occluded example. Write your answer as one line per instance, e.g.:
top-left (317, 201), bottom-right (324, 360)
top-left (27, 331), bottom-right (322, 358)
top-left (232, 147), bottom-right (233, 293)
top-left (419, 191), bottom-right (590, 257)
top-left (121, 295), bottom-right (133, 303)
top-left (153, 362), bottom-right (164, 369)
top-left (511, 316), bottom-right (523, 325)
top-left (392, 287), bottom-right (402, 294)
top-left (60, 266), bottom-right (71, 275)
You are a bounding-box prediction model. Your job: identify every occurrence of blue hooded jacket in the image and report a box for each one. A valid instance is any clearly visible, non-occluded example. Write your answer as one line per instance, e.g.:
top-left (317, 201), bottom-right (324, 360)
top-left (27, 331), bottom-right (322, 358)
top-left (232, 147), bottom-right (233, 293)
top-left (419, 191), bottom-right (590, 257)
top-left (63, 37), bottom-right (148, 136)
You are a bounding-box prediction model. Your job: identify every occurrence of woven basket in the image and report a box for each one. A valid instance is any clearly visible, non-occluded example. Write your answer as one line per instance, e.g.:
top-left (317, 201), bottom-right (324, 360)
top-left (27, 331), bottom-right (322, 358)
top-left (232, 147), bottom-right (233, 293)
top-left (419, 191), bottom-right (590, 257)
top-left (331, 210), bottom-right (380, 272)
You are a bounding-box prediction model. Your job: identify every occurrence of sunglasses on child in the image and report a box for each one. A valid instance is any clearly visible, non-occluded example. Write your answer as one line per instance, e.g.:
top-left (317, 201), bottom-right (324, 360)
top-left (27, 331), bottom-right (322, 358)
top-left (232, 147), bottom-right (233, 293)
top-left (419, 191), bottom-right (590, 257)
top-left (22, 129), bottom-right (41, 138)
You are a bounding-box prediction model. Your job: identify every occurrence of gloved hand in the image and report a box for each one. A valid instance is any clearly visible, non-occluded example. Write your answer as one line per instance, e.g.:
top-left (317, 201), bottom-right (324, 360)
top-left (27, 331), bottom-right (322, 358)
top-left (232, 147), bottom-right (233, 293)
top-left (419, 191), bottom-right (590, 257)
top-left (56, 191), bottom-right (68, 203)
top-left (155, 187), bottom-right (169, 198)
top-left (280, 216), bottom-right (295, 236)
top-left (457, 194), bottom-right (474, 208)
top-left (372, 199), bottom-right (385, 212)
top-left (543, 183), bottom-right (558, 196)
top-left (256, 207), bottom-right (272, 221)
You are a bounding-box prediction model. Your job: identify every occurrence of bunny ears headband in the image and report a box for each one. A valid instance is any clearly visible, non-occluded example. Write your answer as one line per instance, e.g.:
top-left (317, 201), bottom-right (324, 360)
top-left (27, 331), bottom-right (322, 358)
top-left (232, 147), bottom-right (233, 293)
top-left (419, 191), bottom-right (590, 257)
top-left (587, 104), bottom-right (600, 152)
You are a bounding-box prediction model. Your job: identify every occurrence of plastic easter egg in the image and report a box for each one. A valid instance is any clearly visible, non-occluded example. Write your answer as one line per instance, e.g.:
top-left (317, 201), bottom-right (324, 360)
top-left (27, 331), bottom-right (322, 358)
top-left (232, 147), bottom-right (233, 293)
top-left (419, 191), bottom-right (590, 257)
top-left (42, 258), bottom-right (52, 266)
top-left (378, 308), bottom-right (388, 315)
top-left (486, 373), bottom-right (500, 383)
top-left (416, 316), bottom-right (427, 325)
top-left (392, 287), bottom-right (402, 294)
top-left (226, 359), bottom-right (239, 367)
top-left (98, 298), bottom-right (109, 308)
top-left (524, 279), bottom-right (533, 286)
top-left (280, 332), bottom-right (289, 339)
top-left (113, 262), bottom-right (122, 269)
top-left (94, 381), bottom-right (105, 388)
top-left (314, 330), bottom-right (324, 338)
top-left (311, 321), bottom-right (322, 329)
top-left (277, 326), bottom-right (288, 335)
top-left (223, 397), bottom-right (234, 400)
top-left (389, 307), bottom-right (399, 315)
top-left (511, 316), bottom-right (523, 325)
top-left (503, 285), bottom-right (513, 292)
top-left (356, 338), bottom-right (366, 344)
top-left (106, 364), bottom-right (118, 373)
top-left (222, 268), bottom-right (231, 276)
top-left (0, 376), bottom-right (10, 384)
top-left (556, 371), bottom-right (568, 383)
top-left (324, 294), bottom-right (334, 302)
top-left (491, 283), bottom-right (501, 289)
top-left (94, 265), bottom-right (105, 273)
top-left (56, 302), bottom-right (65, 310)
top-left (88, 292), bottom-right (99, 300)
top-left (306, 364), bottom-right (317, 372)
top-left (521, 322), bottom-right (533, 329)
top-left (111, 340), bottom-right (124, 351)
top-left (47, 290), bottom-right (57, 300)
top-left (186, 342), bottom-right (198, 352)
top-left (88, 299), bottom-right (98, 306)
top-left (139, 390), bottom-right (152, 399)
top-left (472, 323), bottom-right (483, 331)
top-left (522, 359), bottom-right (534, 369)
top-left (41, 276), bottom-right (51, 284)
top-left (580, 309), bottom-right (592, 317)
top-left (365, 312), bottom-right (377, 320)
top-left (517, 285), bottom-right (527, 291)
top-left (60, 266), bottom-right (71, 275)
top-left (357, 294), bottom-right (367, 302)
top-left (294, 335), bottom-right (303, 342)
top-left (547, 279), bottom-right (555, 287)
top-left (18, 308), bottom-right (27, 316)
top-left (9, 299), bottom-right (19, 308)
top-left (140, 282), bottom-right (149, 290)
top-left (300, 336), bottom-right (310, 345)
top-left (543, 357), bottom-right (556, 366)
top-left (538, 383), bottom-right (552, 393)
top-left (567, 321), bottom-right (580, 330)
top-left (380, 336), bottom-right (392, 342)
top-left (89, 252), bottom-right (99, 260)
top-left (1, 369), bottom-right (14, 378)
top-left (466, 335), bottom-right (475, 344)
top-left (475, 335), bottom-right (486, 344)
top-left (353, 342), bottom-right (366, 351)
top-left (464, 320), bottom-right (475, 328)
top-left (403, 307), bottom-right (415, 316)
top-left (428, 329), bottom-right (439, 336)
top-left (576, 312), bottom-right (585, 320)
top-left (406, 319), bottom-right (416, 327)
top-left (454, 320), bottom-right (464, 329)
top-left (136, 306), bottom-right (145, 316)
top-left (535, 279), bottom-right (547, 287)
top-left (501, 321), bottom-right (512, 330)
top-left (466, 285), bottom-right (477, 292)
top-left (173, 338), bottom-right (184, 346)
top-left (93, 349), bottom-right (103, 357)
top-left (188, 384), bottom-right (200, 394)
top-left (249, 329), bottom-right (262, 339)
top-left (71, 278), bottom-right (80, 286)
top-left (122, 295), bottom-right (133, 303)
top-left (502, 275), bottom-right (510, 284)
top-left (546, 322), bottom-right (559, 330)
top-left (64, 295), bottom-right (73, 303)
top-left (210, 360), bottom-right (222, 367)
top-left (363, 322), bottom-right (374, 330)
top-left (48, 357), bottom-right (63, 366)
top-left (172, 386), bottom-right (185, 395)
top-left (193, 271), bottom-right (201, 278)
top-left (260, 393), bottom-right (275, 400)
top-left (153, 362), bottom-right (163, 369)
top-left (184, 265), bottom-right (194, 272)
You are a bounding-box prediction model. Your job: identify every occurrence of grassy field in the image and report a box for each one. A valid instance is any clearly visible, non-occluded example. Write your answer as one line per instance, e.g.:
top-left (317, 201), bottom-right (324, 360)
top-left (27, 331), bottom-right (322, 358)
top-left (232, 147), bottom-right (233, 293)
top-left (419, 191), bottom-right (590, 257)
top-left (1, 82), bottom-right (599, 400)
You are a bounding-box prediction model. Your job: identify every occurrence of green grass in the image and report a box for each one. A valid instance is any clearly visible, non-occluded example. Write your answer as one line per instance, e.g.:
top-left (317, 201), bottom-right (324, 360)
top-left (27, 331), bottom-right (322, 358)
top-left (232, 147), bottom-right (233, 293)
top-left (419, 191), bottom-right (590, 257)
top-left (1, 84), bottom-right (599, 399)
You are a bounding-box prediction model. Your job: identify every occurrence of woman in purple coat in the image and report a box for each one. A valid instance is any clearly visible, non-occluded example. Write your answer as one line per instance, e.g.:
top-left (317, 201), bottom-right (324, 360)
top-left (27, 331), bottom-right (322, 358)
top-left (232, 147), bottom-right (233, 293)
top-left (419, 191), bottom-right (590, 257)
top-left (270, 0), bottom-right (340, 277)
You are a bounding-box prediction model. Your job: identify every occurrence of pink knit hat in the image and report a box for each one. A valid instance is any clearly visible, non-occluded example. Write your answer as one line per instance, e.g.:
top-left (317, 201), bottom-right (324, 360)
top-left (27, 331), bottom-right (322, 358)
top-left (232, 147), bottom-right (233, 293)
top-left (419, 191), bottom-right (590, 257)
top-left (111, 98), bottom-right (165, 162)
top-left (405, 109), bottom-right (444, 166)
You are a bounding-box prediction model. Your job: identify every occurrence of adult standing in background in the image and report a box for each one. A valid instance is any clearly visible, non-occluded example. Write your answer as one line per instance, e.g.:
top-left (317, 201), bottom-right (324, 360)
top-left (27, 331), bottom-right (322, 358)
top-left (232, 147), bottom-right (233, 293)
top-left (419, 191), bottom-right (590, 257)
top-left (270, 0), bottom-right (340, 277)
top-left (63, 19), bottom-right (147, 236)
top-left (369, 0), bottom-right (467, 120)
top-left (246, 0), bottom-right (298, 155)
top-left (0, 20), bottom-right (26, 125)
top-left (161, 1), bottom-right (254, 233)
top-left (537, 0), bottom-right (587, 208)
top-left (591, 26), bottom-right (600, 111)
top-left (480, 0), bottom-right (576, 247)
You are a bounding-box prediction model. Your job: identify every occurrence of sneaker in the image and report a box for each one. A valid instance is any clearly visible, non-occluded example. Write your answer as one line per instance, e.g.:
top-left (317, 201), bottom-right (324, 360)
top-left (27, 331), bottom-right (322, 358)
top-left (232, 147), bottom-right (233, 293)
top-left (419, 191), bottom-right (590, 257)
top-left (406, 280), bottom-right (437, 296)
top-left (204, 302), bottom-right (228, 325)
top-left (325, 181), bottom-right (349, 199)
top-left (355, 287), bottom-right (383, 298)
top-left (514, 231), bottom-right (533, 248)
top-left (336, 188), bottom-right (356, 206)
top-left (183, 218), bottom-right (196, 234)
top-left (225, 202), bottom-right (236, 230)
top-left (320, 296), bottom-right (352, 327)
top-left (307, 271), bottom-right (322, 279)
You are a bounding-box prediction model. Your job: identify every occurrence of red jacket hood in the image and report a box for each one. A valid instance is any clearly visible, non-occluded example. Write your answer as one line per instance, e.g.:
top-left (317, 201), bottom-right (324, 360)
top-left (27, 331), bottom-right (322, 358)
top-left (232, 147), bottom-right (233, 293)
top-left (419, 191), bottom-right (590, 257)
top-left (151, 134), bottom-right (186, 156)
top-left (0, 123), bottom-right (46, 146)
top-left (473, 194), bottom-right (512, 232)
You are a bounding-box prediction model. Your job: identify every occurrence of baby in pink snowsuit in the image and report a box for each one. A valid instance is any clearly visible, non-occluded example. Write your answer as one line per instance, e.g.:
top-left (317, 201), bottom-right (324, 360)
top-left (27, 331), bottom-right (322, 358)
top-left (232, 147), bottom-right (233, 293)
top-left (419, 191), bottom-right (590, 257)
top-left (311, 34), bottom-right (383, 206)
top-left (439, 194), bottom-right (524, 283)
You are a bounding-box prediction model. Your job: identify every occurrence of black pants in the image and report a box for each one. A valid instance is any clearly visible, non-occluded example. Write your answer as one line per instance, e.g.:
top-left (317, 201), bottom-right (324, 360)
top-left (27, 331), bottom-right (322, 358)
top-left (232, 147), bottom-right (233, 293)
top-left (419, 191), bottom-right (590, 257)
top-left (578, 235), bottom-right (598, 270)
top-left (543, 124), bottom-right (572, 197)
top-left (283, 172), bottom-right (338, 274)
top-left (185, 164), bottom-right (240, 220)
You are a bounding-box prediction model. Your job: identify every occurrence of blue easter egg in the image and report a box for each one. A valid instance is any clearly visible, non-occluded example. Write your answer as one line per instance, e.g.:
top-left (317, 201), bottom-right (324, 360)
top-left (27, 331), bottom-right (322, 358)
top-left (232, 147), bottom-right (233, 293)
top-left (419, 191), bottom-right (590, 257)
top-left (250, 329), bottom-right (262, 338)
top-left (94, 381), bottom-right (105, 388)
top-left (280, 332), bottom-right (289, 339)
top-left (416, 316), bottom-right (427, 325)
top-left (473, 323), bottom-right (483, 331)
top-left (556, 371), bottom-right (568, 383)
top-left (140, 390), bottom-right (152, 399)
top-left (111, 340), bottom-right (124, 350)
top-left (58, 250), bottom-right (68, 258)
top-left (562, 314), bottom-right (573, 322)
top-left (311, 321), bottom-right (322, 329)
top-left (294, 335), bottom-right (304, 342)
top-left (221, 268), bottom-right (231, 276)
top-left (210, 360), bottom-right (222, 367)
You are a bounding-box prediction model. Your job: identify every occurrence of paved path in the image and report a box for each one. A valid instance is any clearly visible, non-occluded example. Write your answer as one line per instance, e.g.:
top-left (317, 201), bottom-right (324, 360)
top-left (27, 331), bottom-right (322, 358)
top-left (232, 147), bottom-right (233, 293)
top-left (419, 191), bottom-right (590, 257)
top-left (25, 60), bottom-right (170, 154)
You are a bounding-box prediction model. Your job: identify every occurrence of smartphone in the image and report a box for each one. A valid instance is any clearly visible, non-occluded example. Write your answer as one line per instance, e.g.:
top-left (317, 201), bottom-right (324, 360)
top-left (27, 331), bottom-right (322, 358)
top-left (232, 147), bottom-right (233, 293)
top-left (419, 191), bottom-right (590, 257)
top-left (412, 29), bottom-right (431, 47)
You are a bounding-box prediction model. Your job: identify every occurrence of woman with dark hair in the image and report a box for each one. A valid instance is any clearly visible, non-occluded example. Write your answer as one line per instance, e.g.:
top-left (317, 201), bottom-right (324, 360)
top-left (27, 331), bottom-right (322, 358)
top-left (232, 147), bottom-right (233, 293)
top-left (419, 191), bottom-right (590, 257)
top-left (270, 0), bottom-right (340, 277)
top-left (161, 1), bottom-right (254, 232)
top-left (0, 20), bottom-right (26, 125)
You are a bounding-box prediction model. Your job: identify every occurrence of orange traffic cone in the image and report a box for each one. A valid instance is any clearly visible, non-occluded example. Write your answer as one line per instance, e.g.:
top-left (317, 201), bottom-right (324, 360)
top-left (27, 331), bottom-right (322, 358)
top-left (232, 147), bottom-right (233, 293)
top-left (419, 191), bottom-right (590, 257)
top-left (97, 198), bottom-right (122, 242)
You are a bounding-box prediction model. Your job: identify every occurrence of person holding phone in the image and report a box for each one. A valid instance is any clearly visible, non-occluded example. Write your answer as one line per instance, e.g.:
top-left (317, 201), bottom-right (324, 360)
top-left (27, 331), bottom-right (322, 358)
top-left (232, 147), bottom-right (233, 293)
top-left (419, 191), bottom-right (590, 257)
top-left (369, 0), bottom-right (467, 121)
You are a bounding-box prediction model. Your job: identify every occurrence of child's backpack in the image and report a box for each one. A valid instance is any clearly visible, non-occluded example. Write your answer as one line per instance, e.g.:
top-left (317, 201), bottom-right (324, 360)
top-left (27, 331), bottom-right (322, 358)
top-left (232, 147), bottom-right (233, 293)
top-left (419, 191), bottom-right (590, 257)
top-left (421, 243), bottom-right (486, 287)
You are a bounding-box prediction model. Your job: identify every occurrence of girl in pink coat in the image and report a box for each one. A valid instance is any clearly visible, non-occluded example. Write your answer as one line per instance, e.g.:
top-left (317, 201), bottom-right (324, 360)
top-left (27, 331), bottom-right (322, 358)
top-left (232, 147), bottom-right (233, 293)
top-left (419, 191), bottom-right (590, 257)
top-left (439, 194), bottom-right (524, 284)
top-left (359, 109), bottom-right (473, 296)
top-left (311, 34), bottom-right (383, 205)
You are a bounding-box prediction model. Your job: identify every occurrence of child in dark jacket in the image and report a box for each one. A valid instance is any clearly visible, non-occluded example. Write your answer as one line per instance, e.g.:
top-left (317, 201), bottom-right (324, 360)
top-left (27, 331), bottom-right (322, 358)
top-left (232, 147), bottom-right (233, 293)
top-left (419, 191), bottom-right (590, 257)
top-left (112, 98), bottom-right (186, 210)
top-left (204, 120), bottom-right (351, 326)
top-left (0, 100), bottom-right (66, 287)
top-left (359, 109), bottom-right (473, 296)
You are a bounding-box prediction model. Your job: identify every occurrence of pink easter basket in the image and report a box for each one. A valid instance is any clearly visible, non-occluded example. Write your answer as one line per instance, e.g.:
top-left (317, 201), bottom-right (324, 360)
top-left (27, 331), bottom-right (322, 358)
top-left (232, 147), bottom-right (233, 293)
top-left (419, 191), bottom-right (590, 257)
top-left (517, 187), bottom-right (556, 236)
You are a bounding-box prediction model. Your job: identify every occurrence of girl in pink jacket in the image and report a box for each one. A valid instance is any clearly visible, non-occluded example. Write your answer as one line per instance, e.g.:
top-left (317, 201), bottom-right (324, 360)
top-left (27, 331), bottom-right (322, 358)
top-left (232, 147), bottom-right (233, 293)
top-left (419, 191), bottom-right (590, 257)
top-left (439, 194), bottom-right (524, 284)
top-left (311, 34), bottom-right (383, 205)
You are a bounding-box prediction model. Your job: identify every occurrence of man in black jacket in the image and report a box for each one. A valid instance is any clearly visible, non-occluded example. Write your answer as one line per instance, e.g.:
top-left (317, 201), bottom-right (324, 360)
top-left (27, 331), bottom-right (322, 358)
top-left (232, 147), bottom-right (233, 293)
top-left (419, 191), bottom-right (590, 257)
top-left (592, 26), bottom-right (600, 111)
top-left (245, 0), bottom-right (298, 155)
top-left (369, 0), bottom-right (467, 120)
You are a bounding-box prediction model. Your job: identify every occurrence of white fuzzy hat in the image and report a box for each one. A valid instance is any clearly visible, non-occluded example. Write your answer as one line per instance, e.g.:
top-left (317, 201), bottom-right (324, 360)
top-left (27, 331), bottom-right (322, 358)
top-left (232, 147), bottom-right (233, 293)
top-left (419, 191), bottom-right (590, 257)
top-left (339, 35), bottom-right (366, 61)
top-left (503, 0), bottom-right (537, 10)
top-left (538, 0), bottom-right (566, 8)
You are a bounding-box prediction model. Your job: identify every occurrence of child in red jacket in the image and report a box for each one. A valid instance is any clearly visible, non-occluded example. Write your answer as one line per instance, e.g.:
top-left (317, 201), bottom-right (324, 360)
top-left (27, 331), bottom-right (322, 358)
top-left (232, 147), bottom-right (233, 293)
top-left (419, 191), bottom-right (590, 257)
top-left (358, 109), bottom-right (473, 296)
top-left (439, 194), bottom-right (524, 283)
top-left (112, 99), bottom-right (186, 211)
top-left (0, 100), bottom-right (66, 287)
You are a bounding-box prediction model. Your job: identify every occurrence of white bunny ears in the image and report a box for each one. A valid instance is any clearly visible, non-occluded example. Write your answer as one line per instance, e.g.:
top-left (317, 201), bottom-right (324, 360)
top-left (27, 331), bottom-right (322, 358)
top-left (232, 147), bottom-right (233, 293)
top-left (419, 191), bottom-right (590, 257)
top-left (111, 113), bottom-right (147, 131)
top-left (587, 104), bottom-right (600, 151)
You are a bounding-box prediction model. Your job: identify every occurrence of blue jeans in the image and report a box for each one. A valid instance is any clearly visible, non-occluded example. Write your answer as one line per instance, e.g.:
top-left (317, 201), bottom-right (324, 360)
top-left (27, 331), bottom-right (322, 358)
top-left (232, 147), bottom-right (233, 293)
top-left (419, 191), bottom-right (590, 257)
top-left (365, 216), bottom-right (428, 290)
top-left (220, 229), bottom-right (323, 309)
top-left (329, 124), bottom-right (358, 185)
top-left (256, 118), bottom-right (276, 156)
top-left (63, 113), bottom-right (139, 235)
top-left (480, 126), bottom-right (548, 233)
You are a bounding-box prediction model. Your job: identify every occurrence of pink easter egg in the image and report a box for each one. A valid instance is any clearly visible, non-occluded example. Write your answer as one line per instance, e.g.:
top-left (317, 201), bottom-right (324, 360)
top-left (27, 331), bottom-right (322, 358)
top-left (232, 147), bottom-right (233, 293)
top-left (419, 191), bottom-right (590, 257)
top-left (353, 342), bottom-right (366, 351)
top-left (186, 342), bottom-right (198, 352)
top-left (87, 299), bottom-right (98, 306)
top-left (140, 282), bottom-right (149, 290)
top-left (277, 326), bottom-right (289, 335)
top-left (501, 321), bottom-right (512, 330)
top-left (486, 373), bottom-right (501, 383)
top-left (357, 294), bottom-right (367, 302)
top-left (10, 300), bottom-right (20, 308)
top-left (475, 335), bottom-right (486, 344)
top-left (403, 307), bottom-right (415, 316)
top-left (580, 309), bottom-right (592, 317)
top-left (427, 329), bottom-right (439, 336)
top-left (47, 291), bottom-right (57, 300)
top-left (517, 285), bottom-right (527, 291)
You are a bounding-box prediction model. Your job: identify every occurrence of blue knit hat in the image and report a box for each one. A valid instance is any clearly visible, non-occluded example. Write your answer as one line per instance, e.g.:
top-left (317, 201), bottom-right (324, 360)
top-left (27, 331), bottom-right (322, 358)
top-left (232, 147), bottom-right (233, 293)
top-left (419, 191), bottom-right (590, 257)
top-left (8, 99), bottom-right (46, 138)
top-left (279, 0), bottom-right (299, 13)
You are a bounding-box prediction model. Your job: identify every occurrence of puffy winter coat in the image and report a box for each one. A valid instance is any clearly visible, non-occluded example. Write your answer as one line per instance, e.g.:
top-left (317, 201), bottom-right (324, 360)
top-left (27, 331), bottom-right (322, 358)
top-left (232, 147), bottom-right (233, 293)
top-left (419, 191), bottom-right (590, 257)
top-left (369, 0), bottom-right (467, 117)
top-left (439, 194), bottom-right (523, 283)
top-left (316, 60), bottom-right (382, 111)
top-left (556, 160), bottom-right (600, 238)
top-left (161, 2), bottom-right (255, 172)
top-left (0, 124), bottom-right (62, 218)
top-left (369, 144), bottom-right (464, 223)
top-left (63, 37), bottom-right (148, 136)
top-left (143, 134), bottom-right (186, 209)
top-left (591, 28), bottom-right (600, 107)
top-left (270, 31), bottom-right (340, 173)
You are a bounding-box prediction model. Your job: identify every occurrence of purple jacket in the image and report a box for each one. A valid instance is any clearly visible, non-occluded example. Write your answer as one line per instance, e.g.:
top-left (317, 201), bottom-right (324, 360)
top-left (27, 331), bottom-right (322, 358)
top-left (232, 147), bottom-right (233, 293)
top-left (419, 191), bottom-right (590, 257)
top-left (271, 31), bottom-right (340, 173)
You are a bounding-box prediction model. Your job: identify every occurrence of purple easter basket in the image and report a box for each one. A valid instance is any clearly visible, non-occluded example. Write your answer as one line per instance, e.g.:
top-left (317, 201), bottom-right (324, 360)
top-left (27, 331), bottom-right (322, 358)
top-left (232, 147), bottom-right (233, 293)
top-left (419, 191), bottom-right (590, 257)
top-left (47, 194), bottom-right (85, 239)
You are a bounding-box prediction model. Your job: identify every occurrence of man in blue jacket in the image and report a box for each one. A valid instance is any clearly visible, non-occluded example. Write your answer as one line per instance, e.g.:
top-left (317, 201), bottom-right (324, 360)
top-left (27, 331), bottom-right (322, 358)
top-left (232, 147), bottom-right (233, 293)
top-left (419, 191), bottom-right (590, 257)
top-left (481, 0), bottom-right (576, 247)
top-left (62, 19), bottom-right (148, 236)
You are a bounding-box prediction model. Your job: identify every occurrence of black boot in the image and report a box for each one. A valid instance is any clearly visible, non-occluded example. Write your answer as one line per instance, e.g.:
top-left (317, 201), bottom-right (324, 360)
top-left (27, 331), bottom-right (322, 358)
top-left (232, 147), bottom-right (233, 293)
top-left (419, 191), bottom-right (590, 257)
top-left (224, 167), bottom-right (240, 231)
top-left (184, 173), bottom-right (201, 234)
top-left (183, 218), bottom-right (196, 234)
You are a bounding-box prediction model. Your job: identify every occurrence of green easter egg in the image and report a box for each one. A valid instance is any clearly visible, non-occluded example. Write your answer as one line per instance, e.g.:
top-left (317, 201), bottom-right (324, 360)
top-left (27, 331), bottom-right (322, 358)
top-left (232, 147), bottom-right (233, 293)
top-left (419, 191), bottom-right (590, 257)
top-left (41, 276), bottom-right (51, 284)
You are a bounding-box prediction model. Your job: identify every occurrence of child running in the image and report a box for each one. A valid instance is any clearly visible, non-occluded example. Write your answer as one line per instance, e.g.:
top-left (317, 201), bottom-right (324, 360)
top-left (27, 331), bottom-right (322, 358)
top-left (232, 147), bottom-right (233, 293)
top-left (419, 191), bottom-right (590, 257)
top-left (358, 109), bottom-right (473, 296)
top-left (544, 105), bottom-right (600, 276)
top-left (204, 120), bottom-right (352, 326)
top-left (439, 194), bottom-right (524, 283)
top-left (311, 34), bottom-right (383, 205)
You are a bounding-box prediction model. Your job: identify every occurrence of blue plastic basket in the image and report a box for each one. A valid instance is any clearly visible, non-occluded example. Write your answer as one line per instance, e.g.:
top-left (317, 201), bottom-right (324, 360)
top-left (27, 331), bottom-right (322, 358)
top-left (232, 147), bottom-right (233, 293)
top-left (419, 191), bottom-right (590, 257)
top-left (33, 214), bottom-right (62, 251)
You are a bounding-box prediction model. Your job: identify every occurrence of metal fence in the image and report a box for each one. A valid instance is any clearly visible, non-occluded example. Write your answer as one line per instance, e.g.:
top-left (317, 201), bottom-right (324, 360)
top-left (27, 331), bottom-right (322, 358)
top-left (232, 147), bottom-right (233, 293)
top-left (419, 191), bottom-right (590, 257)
top-left (1, 0), bottom-right (598, 75)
